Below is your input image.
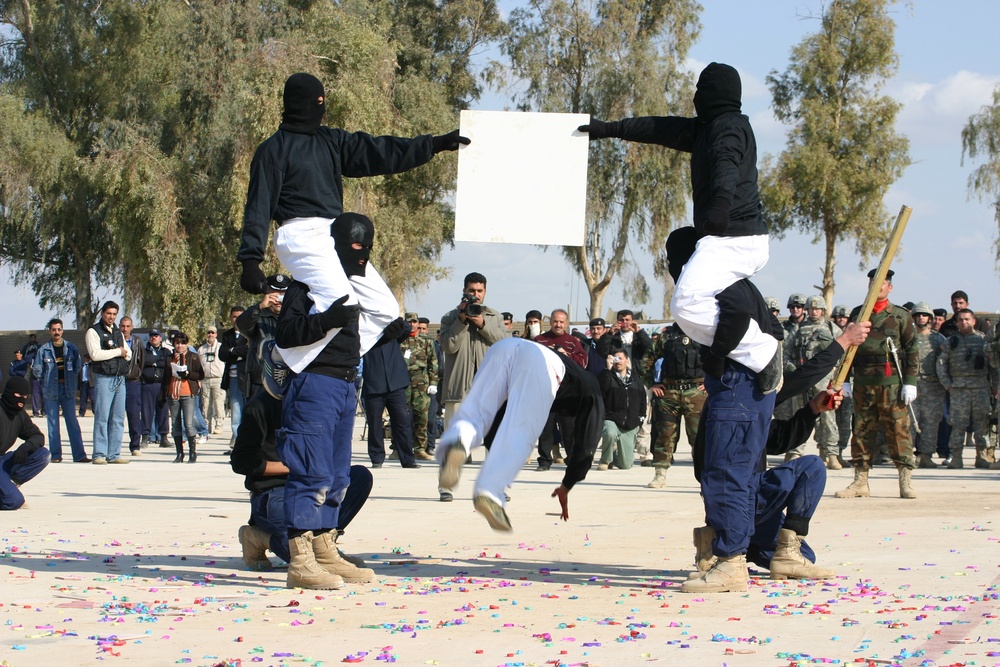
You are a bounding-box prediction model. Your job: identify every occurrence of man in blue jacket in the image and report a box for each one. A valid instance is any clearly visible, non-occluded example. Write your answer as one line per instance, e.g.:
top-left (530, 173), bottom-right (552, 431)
top-left (32, 319), bottom-right (88, 463)
top-left (362, 320), bottom-right (418, 469)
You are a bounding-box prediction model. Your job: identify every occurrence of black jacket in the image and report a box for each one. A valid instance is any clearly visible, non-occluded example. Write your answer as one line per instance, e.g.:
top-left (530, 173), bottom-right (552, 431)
top-left (597, 328), bottom-right (652, 365)
top-left (607, 114), bottom-right (766, 237)
top-left (552, 350), bottom-right (605, 491)
top-left (141, 343), bottom-right (170, 385)
top-left (598, 369), bottom-right (647, 431)
top-left (274, 280), bottom-right (360, 377)
top-left (0, 407), bottom-right (45, 463)
top-left (362, 324), bottom-right (411, 395)
top-left (229, 392), bottom-right (286, 494)
top-left (236, 303), bottom-right (279, 393)
top-left (238, 128), bottom-right (435, 263)
top-left (218, 327), bottom-right (248, 392)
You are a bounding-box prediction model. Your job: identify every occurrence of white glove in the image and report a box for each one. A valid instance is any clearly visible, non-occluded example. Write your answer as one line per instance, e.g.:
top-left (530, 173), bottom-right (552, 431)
top-left (901, 384), bottom-right (917, 405)
top-left (170, 362), bottom-right (187, 375)
top-left (427, 385), bottom-right (438, 396)
top-left (840, 382), bottom-right (852, 399)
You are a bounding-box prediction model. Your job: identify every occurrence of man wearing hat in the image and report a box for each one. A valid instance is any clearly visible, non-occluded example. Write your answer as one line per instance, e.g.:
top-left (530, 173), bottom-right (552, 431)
top-left (0, 377), bottom-right (49, 510)
top-left (774, 293), bottom-right (808, 423)
top-left (830, 304), bottom-right (853, 460)
top-left (764, 297), bottom-right (781, 318)
top-left (909, 302), bottom-right (947, 468)
top-left (584, 318), bottom-right (608, 378)
top-left (198, 326), bottom-right (226, 435)
top-left (836, 269), bottom-right (919, 499)
top-left (236, 274), bottom-right (290, 401)
top-left (400, 312), bottom-right (439, 461)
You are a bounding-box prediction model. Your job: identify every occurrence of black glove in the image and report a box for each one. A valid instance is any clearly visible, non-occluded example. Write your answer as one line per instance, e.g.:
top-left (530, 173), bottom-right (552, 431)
top-left (431, 129), bottom-right (471, 154)
top-left (577, 118), bottom-right (612, 140)
top-left (240, 260), bottom-right (267, 295)
top-left (318, 295), bottom-right (361, 331)
top-left (380, 317), bottom-right (406, 342)
top-left (703, 195), bottom-right (731, 236)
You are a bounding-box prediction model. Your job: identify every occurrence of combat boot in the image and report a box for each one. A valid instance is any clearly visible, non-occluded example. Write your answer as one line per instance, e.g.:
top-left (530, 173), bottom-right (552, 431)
top-left (769, 529), bottom-right (836, 580)
top-left (680, 554), bottom-right (748, 593)
top-left (975, 446), bottom-right (994, 469)
top-left (834, 468), bottom-right (870, 498)
top-left (287, 531), bottom-right (344, 590)
top-left (824, 454), bottom-right (842, 470)
top-left (238, 525), bottom-right (273, 571)
top-left (646, 468), bottom-right (667, 489)
top-left (784, 450), bottom-right (801, 462)
top-left (917, 453), bottom-right (938, 469)
top-left (897, 466), bottom-right (916, 499)
top-left (947, 448), bottom-right (964, 469)
top-left (313, 530), bottom-right (375, 583)
top-left (687, 525), bottom-right (717, 579)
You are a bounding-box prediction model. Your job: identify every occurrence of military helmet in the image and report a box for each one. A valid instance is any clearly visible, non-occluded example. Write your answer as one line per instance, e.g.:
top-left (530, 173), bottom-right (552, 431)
top-left (911, 302), bottom-right (934, 317)
top-left (805, 295), bottom-right (826, 311)
top-left (764, 296), bottom-right (781, 311)
top-left (787, 293), bottom-right (807, 308)
top-left (831, 305), bottom-right (848, 318)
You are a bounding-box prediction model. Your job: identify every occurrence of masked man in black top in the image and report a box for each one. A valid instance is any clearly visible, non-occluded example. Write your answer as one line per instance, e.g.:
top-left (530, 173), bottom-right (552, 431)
top-left (0, 377), bottom-right (49, 510)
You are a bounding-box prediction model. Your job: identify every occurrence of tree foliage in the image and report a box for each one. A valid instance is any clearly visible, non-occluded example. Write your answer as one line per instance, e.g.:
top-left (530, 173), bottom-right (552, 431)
top-left (494, 0), bottom-right (700, 318)
top-left (0, 0), bottom-right (498, 331)
top-left (961, 84), bottom-right (1000, 260)
top-left (761, 0), bottom-right (910, 308)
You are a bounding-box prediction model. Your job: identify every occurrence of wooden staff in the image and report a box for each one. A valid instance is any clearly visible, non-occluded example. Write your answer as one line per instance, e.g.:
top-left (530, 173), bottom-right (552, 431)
top-left (829, 204), bottom-right (913, 391)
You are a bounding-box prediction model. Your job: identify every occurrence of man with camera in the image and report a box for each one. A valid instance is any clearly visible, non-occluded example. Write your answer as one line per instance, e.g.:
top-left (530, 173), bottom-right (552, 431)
top-left (236, 274), bottom-right (291, 401)
top-left (438, 272), bottom-right (509, 500)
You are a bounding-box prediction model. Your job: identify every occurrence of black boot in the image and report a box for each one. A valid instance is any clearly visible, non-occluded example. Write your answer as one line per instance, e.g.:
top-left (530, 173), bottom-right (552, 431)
top-left (187, 441), bottom-right (197, 463)
top-left (173, 439), bottom-right (185, 463)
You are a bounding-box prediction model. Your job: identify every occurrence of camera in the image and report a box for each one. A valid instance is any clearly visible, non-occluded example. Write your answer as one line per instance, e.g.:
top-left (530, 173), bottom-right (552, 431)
top-left (461, 293), bottom-right (483, 317)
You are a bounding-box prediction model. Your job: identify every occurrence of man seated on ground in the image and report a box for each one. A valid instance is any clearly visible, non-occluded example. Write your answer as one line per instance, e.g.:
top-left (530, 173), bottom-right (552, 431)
top-left (436, 337), bottom-right (604, 532)
top-left (230, 390), bottom-right (373, 575)
top-left (597, 348), bottom-right (646, 470)
top-left (0, 377), bottom-right (49, 510)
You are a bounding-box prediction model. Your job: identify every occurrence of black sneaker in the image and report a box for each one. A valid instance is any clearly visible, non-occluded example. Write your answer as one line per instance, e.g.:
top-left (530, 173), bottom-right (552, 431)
top-left (261, 340), bottom-right (293, 399)
top-left (401, 462), bottom-right (421, 469)
top-left (757, 340), bottom-right (784, 394)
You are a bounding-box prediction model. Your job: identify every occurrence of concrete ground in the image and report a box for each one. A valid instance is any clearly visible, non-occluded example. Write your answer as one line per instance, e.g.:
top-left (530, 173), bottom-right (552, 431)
top-left (2, 413), bottom-right (999, 667)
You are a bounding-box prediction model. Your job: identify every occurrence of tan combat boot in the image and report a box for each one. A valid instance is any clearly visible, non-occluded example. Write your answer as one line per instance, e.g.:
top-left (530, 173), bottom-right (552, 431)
top-left (238, 524), bottom-right (273, 571)
top-left (687, 525), bottom-right (718, 579)
top-left (646, 468), bottom-right (667, 489)
top-left (975, 446), bottom-right (995, 469)
top-left (834, 468), bottom-right (870, 498)
top-left (824, 454), bottom-right (842, 470)
top-left (897, 466), bottom-right (916, 499)
top-left (680, 554), bottom-right (749, 593)
top-left (287, 531), bottom-right (344, 590)
top-left (313, 531), bottom-right (375, 583)
top-left (947, 448), bottom-right (964, 469)
top-left (917, 453), bottom-right (938, 469)
top-left (769, 529), bottom-right (836, 580)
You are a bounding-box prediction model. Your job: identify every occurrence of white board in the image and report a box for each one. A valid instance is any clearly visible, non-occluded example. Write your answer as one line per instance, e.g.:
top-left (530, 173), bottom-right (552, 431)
top-left (455, 110), bottom-right (589, 246)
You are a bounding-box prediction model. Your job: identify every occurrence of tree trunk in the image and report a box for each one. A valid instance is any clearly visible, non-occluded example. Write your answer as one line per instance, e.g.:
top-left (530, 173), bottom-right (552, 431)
top-left (588, 286), bottom-right (606, 322)
top-left (822, 228), bottom-right (837, 311)
top-left (74, 267), bottom-right (93, 329)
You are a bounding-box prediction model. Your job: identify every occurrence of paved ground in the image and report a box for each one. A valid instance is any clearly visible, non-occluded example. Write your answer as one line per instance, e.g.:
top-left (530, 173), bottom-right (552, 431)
top-left (3, 414), bottom-right (1000, 666)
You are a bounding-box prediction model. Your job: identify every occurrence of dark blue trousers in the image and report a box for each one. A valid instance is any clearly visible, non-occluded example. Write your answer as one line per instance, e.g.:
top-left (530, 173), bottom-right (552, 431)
top-left (140, 382), bottom-right (161, 441)
top-left (278, 373), bottom-right (356, 532)
top-left (125, 380), bottom-right (142, 451)
top-left (249, 465), bottom-right (373, 563)
top-left (701, 364), bottom-right (776, 557)
top-left (1, 447), bottom-right (50, 510)
top-left (747, 455), bottom-right (823, 568)
top-left (364, 387), bottom-right (415, 465)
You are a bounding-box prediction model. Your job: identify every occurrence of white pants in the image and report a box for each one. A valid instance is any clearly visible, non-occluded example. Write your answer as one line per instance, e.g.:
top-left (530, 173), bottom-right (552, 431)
top-left (273, 217), bottom-right (398, 373)
top-left (435, 338), bottom-right (563, 506)
top-left (670, 234), bottom-right (776, 372)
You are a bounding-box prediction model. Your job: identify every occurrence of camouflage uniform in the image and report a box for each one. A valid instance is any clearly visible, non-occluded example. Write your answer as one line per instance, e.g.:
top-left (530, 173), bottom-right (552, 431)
top-left (783, 308), bottom-right (842, 459)
top-left (846, 301), bottom-right (918, 470)
top-left (938, 329), bottom-right (996, 466)
top-left (911, 323), bottom-right (947, 458)
top-left (645, 324), bottom-right (706, 469)
top-left (400, 330), bottom-right (439, 457)
top-left (776, 294), bottom-right (807, 421)
top-left (831, 305), bottom-right (853, 457)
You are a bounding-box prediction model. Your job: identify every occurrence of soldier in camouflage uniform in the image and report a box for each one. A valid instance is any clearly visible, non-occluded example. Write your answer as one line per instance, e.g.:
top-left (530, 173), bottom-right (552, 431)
top-left (400, 312), bottom-right (439, 461)
top-left (835, 269), bottom-right (919, 500)
top-left (831, 305), bottom-right (853, 463)
top-left (938, 308), bottom-right (997, 469)
top-left (783, 296), bottom-right (842, 467)
top-left (910, 302), bottom-right (948, 468)
top-left (643, 323), bottom-right (706, 489)
top-left (774, 293), bottom-right (808, 422)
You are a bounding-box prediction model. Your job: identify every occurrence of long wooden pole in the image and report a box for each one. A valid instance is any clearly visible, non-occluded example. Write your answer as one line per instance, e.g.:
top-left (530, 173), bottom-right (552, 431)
top-left (830, 205), bottom-right (913, 390)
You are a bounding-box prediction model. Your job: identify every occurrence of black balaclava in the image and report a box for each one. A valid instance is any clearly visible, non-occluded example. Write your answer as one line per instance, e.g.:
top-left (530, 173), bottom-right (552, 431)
top-left (280, 72), bottom-right (326, 135)
top-left (693, 62), bottom-right (742, 122)
top-left (331, 212), bottom-right (375, 277)
top-left (665, 226), bottom-right (700, 283)
top-left (1, 376), bottom-right (30, 416)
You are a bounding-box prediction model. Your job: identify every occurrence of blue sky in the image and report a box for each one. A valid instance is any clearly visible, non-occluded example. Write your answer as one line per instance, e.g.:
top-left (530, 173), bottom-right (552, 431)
top-left (3, 0), bottom-right (999, 329)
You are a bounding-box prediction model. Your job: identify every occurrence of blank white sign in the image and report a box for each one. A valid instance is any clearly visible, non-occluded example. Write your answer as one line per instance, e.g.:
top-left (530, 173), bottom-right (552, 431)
top-left (455, 110), bottom-right (589, 246)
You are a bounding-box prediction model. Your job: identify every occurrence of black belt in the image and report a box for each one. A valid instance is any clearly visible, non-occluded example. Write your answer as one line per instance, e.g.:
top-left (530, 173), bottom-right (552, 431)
top-left (324, 366), bottom-right (358, 383)
top-left (660, 379), bottom-right (703, 390)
